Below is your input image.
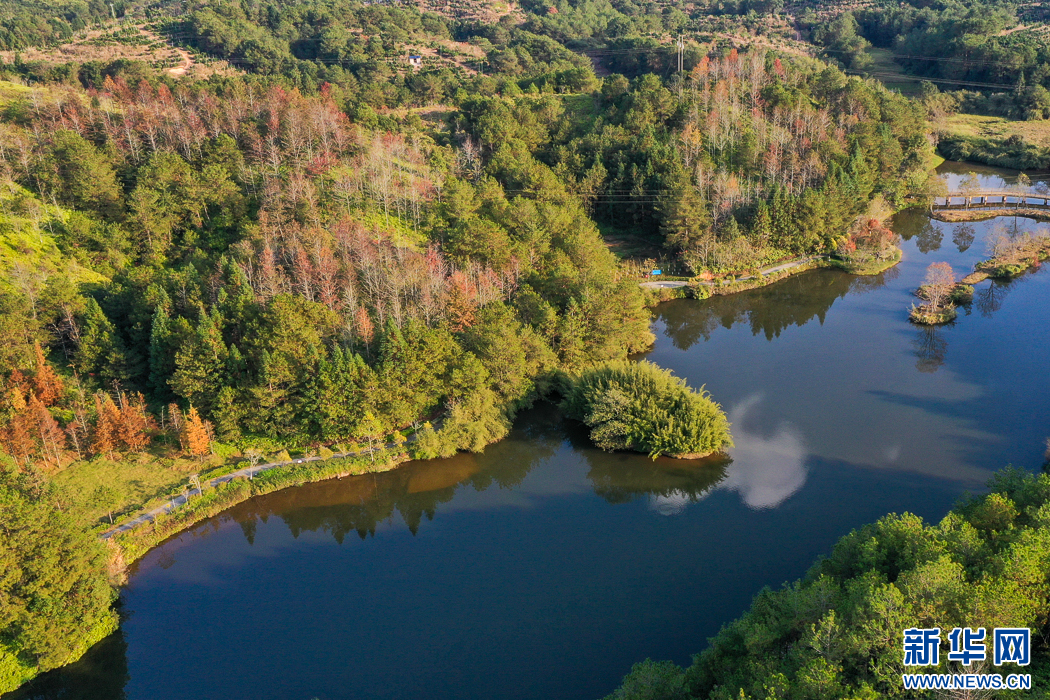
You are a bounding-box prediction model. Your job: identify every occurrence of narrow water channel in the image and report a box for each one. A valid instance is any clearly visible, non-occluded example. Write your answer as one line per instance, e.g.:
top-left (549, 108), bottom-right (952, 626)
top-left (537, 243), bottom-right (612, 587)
top-left (11, 163), bottom-right (1050, 700)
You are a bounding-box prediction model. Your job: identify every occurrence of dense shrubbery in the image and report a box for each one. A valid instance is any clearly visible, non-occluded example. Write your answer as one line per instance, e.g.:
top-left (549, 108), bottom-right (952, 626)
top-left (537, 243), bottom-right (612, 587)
top-left (0, 457), bottom-right (117, 694)
top-left (561, 360), bottom-right (732, 459)
top-left (936, 133), bottom-right (1050, 172)
top-left (605, 467), bottom-right (1050, 699)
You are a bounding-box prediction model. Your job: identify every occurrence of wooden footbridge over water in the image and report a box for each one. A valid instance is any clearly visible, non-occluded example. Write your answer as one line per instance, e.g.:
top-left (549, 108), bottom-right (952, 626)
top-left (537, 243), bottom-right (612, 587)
top-left (933, 191), bottom-right (1050, 212)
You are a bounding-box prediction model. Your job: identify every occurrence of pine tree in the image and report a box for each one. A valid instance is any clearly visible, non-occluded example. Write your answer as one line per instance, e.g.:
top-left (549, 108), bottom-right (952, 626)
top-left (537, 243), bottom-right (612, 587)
top-left (116, 392), bottom-right (155, 452)
top-left (4, 413), bottom-right (35, 463)
top-left (148, 306), bottom-right (174, 399)
top-left (30, 342), bottom-right (64, 406)
top-left (750, 201), bottom-right (772, 244)
top-left (181, 406), bottom-right (212, 461)
top-left (28, 394), bottom-right (65, 465)
top-left (212, 386), bottom-right (241, 441)
top-left (169, 312), bottom-right (228, 414)
top-left (92, 393), bottom-right (120, 458)
top-left (76, 298), bottom-right (120, 377)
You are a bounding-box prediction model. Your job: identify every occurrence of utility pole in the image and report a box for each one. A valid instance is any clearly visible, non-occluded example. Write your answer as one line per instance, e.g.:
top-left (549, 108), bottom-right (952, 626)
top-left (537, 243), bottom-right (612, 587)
top-left (677, 34), bottom-right (684, 98)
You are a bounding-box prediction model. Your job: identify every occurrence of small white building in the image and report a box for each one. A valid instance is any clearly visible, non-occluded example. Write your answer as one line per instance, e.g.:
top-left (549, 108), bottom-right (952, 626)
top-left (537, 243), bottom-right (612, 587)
top-left (407, 55), bottom-right (423, 69)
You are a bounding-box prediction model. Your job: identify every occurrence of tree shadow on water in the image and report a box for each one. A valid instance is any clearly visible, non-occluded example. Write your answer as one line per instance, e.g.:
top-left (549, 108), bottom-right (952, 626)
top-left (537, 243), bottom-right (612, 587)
top-left (654, 269), bottom-right (892, 350)
top-left (222, 406), bottom-right (564, 544)
top-left (4, 630), bottom-right (130, 700)
top-left (913, 324), bottom-right (949, 374)
top-left (562, 415), bottom-right (730, 508)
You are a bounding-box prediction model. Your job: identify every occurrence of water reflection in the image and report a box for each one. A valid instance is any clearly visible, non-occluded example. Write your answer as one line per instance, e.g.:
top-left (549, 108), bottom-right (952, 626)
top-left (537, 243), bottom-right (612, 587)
top-left (654, 269), bottom-right (896, 349)
top-left (936, 160), bottom-right (1033, 190)
top-left (913, 325), bottom-right (949, 374)
top-left (975, 278), bottom-right (1013, 317)
top-left (199, 407), bottom-right (743, 547)
top-left (720, 396), bottom-right (807, 509)
top-left (914, 219), bottom-right (943, 253)
top-left (576, 394), bottom-right (808, 514)
top-left (952, 224), bottom-right (976, 253)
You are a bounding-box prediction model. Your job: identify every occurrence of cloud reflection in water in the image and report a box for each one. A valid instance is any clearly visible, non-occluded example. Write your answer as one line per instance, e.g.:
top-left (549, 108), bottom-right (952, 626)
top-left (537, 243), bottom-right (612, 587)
top-left (644, 395), bottom-right (807, 515)
top-left (718, 395), bottom-right (807, 510)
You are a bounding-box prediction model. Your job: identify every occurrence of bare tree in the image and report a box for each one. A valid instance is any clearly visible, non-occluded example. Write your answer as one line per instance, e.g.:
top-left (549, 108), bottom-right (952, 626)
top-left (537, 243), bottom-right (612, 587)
top-left (245, 447), bottom-right (263, 480)
top-left (922, 262), bottom-right (956, 310)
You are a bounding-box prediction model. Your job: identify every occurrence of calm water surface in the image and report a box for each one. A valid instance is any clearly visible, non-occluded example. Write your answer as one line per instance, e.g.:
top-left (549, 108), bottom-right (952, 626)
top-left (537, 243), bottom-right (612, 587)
top-left (12, 163), bottom-right (1050, 700)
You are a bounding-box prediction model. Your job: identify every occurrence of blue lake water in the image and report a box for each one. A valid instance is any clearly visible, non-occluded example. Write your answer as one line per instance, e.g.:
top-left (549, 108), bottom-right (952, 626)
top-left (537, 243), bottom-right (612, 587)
top-left (10, 163), bottom-right (1050, 700)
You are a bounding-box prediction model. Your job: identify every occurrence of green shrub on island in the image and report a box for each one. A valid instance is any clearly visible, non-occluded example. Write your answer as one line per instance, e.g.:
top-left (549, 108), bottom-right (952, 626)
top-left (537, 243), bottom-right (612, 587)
top-left (950, 284), bottom-right (975, 303)
top-left (561, 361), bottom-right (732, 459)
top-left (604, 468), bottom-right (1050, 700)
top-left (909, 304), bottom-right (957, 325)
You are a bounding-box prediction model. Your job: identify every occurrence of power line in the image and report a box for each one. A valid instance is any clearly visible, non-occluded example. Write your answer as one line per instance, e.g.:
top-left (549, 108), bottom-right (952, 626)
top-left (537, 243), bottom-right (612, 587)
top-left (820, 47), bottom-right (1034, 69)
top-left (843, 69), bottom-right (1019, 90)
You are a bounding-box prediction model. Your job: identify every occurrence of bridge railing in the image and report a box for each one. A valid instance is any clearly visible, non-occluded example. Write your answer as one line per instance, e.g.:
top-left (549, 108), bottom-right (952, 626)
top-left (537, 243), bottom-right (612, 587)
top-left (932, 191), bottom-right (1050, 209)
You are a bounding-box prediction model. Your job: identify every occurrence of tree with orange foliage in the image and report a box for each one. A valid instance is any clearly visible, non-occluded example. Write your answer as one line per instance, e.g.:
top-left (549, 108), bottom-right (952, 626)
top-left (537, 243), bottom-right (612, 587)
top-left (8, 369), bottom-right (29, 396)
top-left (30, 342), bottom-right (64, 406)
top-left (444, 270), bottom-right (477, 332)
top-left (116, 392), bottom-right (156, 452)
top-left (27, 394), bottom-right (65, 466)
top-left (180, 407), bottom-right (212, 461)
top-left (354, 306), bottom-right (375, 347)
top-left (92, 393), bottom-right (121, 458)
top-left (3, 413), bottom-right (35, 464)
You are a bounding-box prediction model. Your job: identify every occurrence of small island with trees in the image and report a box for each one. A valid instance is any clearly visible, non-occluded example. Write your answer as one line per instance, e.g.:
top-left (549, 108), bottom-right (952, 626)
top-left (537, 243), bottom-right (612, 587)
top-left (561, 361), bottom-right (732, 460)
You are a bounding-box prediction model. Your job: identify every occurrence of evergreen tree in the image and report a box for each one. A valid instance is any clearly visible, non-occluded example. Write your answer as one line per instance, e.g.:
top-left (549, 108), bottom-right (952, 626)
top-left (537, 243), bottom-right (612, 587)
top-left (76, 299), bottom-right (124, 381)
top-left (148, 307), bottom-right (175, 401)
top-left (169, 312), bottom-right (228, 416)
top-left (0, 457), bottom-right (117, 694)
top-left (749, 200), bottom-right (772, 244)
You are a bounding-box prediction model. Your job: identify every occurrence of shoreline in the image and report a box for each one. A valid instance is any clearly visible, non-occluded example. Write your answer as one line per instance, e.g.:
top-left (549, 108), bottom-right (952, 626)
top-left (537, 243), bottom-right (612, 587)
top-left (108, 245), bottom-right (910, 565)
top-left (109, 450), bottom-right (408, 568)
top-left (640, 249), bottom-right (902, 301)
top-left (931, 208), bottom-right (1050, 223)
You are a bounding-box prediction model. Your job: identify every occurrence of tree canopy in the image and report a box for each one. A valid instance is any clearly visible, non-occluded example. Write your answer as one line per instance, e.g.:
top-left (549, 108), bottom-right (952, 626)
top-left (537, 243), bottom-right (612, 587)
top-left (605, 467), bottom-right (1050, 699)
top-left (562, 360), bottom-right (732, 459)
top-left (0, 457), bottom-right (117, 694)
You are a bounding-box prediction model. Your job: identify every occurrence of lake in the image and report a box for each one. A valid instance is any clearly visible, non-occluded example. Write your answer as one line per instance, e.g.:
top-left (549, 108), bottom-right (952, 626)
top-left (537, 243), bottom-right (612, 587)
top-left (10, 163), bottom-right (1050, 700)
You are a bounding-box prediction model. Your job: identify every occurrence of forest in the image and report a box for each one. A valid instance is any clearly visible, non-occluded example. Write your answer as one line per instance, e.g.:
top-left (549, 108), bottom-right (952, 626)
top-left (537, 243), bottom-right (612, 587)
top-left (0, 0), bottom-right (973, 693)
top-left (603, 468), bottom-right (1050, 699)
